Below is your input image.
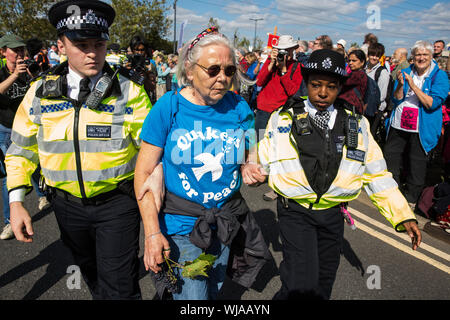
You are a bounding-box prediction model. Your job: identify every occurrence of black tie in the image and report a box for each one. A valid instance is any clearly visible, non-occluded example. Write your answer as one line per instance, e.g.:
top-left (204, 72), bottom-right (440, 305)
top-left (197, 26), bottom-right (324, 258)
top-left (313, 110), bottom-right (330, 130)
top-left (78, 78), bottom-right (91, 104)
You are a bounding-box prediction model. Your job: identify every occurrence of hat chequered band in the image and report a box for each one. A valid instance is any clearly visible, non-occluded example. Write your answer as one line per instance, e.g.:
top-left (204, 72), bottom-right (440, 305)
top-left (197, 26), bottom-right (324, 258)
top-left (56, 13), bottom-right (108, 30)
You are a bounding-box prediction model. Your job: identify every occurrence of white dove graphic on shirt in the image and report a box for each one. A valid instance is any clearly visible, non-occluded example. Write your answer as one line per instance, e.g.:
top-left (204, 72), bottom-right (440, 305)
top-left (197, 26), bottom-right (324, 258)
top-left (192, 152), bottom-right (224, 182)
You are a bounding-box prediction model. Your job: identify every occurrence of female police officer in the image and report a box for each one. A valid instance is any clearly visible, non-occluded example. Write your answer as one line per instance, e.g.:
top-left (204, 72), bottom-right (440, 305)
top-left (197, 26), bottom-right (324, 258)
top-left (245, 49), bottom-right (422, 299)
top-left (6, 0), bottom-right (152, 299)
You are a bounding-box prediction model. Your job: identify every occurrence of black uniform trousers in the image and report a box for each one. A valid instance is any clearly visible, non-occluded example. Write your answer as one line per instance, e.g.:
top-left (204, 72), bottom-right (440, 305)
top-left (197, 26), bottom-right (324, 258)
top-left (273, 197), bottom-right (344, 300)
top-left (51, 191), bottom-right (141, 300)
top-left (383, 127), bottom-right (428, 203)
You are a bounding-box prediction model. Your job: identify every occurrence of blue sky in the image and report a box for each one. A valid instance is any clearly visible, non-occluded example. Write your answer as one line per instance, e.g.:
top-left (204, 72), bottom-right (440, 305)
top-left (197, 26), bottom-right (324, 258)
top-left (166, 0), bottom-right (450, 55)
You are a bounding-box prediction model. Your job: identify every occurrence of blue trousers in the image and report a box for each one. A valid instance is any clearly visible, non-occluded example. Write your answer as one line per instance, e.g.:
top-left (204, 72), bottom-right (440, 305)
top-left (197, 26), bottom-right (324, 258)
top-left (168, 233), bottom-right (230, 300)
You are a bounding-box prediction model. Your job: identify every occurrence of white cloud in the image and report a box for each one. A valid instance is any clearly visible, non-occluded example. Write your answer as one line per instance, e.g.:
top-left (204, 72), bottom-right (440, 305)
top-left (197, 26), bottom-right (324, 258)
top-left (367, 0), bottom-right (406, 9)
top-left (400, 2), bottom-right (450, 31)
top-left (275, 0), bottom-right (361, 25)
top-left (224, 2), bottom-right (260, 15)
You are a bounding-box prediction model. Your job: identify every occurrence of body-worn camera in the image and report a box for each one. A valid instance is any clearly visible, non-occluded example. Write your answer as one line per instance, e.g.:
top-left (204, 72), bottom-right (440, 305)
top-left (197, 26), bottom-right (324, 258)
top-left (277, 49), bottom-right (288, 62)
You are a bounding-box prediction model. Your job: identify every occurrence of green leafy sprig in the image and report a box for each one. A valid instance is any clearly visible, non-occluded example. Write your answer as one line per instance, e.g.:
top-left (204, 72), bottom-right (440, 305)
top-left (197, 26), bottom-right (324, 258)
top-left (164, 252), bottom-right (217, 280)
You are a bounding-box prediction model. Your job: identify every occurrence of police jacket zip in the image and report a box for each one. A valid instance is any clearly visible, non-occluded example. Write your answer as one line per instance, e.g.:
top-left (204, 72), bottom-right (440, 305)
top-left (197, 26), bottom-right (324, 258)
top-left (73, 100), bottom-right (87, 199)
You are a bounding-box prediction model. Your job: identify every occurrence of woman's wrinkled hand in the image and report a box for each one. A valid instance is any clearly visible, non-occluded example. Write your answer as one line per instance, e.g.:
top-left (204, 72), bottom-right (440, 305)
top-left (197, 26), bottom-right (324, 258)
top-left (241, 162), bottom-right (267, 186)
top-left (137, 163), bottom-right (165, 212)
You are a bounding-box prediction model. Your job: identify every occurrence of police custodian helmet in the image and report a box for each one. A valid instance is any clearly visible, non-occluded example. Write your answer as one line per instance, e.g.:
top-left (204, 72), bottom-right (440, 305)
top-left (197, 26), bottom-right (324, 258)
top-left (48, 0), bottom-right (116, 41)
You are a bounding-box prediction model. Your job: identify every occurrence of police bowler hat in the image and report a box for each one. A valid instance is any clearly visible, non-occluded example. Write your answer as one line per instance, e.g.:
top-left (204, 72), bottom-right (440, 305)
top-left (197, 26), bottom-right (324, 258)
top-left (48, 0), bottom-right (115, 41)
top-left (301, 49), bottom-right (348, 80)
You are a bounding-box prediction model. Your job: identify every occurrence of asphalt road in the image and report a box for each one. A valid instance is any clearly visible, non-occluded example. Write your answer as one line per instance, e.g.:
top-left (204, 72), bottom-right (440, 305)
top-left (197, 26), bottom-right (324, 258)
top-left (0, 182), bottom-right (449, 301)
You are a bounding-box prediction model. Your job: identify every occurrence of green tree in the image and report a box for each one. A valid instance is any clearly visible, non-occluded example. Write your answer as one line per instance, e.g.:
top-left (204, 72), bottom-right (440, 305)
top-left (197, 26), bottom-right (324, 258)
top-left (0, 0), bottom-right (58, 42)
top-left (350, 42), bottom-right (359, 48)
top-left (110, 0), bottom-right (171, 51)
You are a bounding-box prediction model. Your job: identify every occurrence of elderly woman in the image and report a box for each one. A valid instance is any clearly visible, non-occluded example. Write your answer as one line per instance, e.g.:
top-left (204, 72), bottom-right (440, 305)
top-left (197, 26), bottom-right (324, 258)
top-left (384, 40), bottom-right (449, 207)
top-left (134, 27), bottom-right (268, 300)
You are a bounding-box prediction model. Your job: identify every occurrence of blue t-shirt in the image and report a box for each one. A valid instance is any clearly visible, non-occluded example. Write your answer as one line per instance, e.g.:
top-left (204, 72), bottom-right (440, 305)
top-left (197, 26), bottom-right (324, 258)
top-left (140, 90), bottom-right (255, 235)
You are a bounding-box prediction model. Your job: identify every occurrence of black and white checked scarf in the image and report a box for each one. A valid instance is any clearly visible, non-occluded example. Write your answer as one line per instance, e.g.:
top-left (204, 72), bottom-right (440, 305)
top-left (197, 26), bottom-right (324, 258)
top-left (313, 110), bottom-right (330, 130)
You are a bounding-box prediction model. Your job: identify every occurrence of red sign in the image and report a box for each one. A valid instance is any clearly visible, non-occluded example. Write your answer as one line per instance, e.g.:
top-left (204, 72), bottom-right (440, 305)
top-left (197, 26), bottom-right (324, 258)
top-left (267, 34), bottom-right (280, 48)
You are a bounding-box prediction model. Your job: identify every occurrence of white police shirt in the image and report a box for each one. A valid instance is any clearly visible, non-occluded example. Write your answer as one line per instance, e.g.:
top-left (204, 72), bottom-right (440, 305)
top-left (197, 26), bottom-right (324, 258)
top-left (66, 67), bottom-right (102, 100)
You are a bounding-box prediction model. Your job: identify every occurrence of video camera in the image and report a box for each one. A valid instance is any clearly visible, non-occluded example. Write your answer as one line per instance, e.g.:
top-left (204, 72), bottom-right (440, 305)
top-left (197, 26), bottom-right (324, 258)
top-left (277, 49), bottom-right (288, 62)
top-left (21, 59), bottom-right (39, 74)
top-left (125, 54), bottom-right (150, 71)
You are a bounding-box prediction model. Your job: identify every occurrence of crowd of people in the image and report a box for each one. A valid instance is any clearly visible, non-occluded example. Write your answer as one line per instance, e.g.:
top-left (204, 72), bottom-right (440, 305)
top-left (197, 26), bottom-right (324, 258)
top-left (0, 0), bottom-right (449, 301)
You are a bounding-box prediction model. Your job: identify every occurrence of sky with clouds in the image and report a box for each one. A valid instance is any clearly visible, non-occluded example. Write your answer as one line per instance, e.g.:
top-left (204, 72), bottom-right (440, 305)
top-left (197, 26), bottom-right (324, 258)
top-left (167, 0), bottom-right (450, 55)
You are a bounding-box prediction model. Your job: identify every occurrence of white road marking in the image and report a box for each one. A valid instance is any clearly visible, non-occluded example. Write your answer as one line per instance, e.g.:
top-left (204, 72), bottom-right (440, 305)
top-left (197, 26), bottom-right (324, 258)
top-left (347, 208), bottom-right (450, 274)
top-left (348, 207), bottom-right (450, 262)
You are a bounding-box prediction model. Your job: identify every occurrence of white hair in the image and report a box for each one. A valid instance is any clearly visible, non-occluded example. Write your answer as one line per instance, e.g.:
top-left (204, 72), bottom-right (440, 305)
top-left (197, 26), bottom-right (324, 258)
top-left (176, 33), bottom-right (254, 89)
top-left (411, 40), bottom-right (433, 56)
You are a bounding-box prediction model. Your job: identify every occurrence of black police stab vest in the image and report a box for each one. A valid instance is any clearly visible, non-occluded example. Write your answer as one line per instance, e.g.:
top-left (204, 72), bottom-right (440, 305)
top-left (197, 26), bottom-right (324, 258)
top-left (283, 97), bottom-right (348, 203)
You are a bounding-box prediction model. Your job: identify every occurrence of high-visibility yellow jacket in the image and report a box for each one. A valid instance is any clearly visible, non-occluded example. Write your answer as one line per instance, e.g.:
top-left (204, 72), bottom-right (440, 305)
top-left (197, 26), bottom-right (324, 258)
top-left (258, 105), bottom-right (417, 232)
top-left (5, 63), bottom-right (151, 199)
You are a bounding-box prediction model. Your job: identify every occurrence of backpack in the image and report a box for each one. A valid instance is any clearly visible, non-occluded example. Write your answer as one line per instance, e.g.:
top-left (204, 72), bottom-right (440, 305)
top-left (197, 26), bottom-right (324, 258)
top-left (363, 75), bottom-right (381, 117)
top-left (375, 66), bottom-right (395, 112)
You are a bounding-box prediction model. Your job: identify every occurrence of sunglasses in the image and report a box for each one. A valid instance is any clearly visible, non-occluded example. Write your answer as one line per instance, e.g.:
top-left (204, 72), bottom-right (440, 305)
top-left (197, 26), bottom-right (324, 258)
top-left (195, 63), bottom-right (237, 77)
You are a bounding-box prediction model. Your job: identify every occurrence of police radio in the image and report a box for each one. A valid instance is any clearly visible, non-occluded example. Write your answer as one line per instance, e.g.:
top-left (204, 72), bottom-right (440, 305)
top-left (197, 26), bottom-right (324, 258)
top-left (346, 105), bottom-right (359, 149)
top-left (85, 69), bottom-right (119, 110)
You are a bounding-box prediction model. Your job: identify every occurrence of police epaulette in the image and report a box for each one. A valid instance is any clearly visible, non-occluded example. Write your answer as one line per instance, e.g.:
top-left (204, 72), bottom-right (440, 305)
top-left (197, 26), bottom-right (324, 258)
top-left (29, 63), bottom-right (61, 84)
top-left (281, 96), bottom-right (306, 115)
top-left (118, 67), bottom-right (145, 86)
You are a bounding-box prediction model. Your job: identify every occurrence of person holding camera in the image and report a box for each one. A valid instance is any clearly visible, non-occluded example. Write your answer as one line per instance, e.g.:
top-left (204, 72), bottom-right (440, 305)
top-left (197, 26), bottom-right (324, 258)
top-left (0, 34), bottom-right (50, 240)
top-left (254, 35), bottom-right (303, 201)
top-left (127, 36), bottom-right (157, 104)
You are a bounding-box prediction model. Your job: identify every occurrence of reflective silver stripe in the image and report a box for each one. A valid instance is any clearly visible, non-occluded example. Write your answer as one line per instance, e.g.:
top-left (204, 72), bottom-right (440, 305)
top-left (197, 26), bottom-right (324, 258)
top-left (364, 177), bottom-right (398, 197)
top-left (278, 184), bottom-right (314, 198)
top-left (111, 76), bottom-right (130, 139)
top-left (37, 135), bottom-right (133, 154)
top-left (270, 158), bottom-right (302, 175)
top-left (83, 154), bottom-right (137, 181)
top-left (31, 81), bottom-right (43, 125)
top-left (327, 185), bottom-right (361, 198)
top-left (365, 159), bottom-right (388, 175)
top-left (6, 143), bottom-right (39, 164)
top-left (360, 117), bottom-right (369, 156)
top-left (339, 158), bottom-right (365, 176)
top-left (42, 154), bottom-right (137, 182)
top-left (11, 130), bottom-right (37, 147)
